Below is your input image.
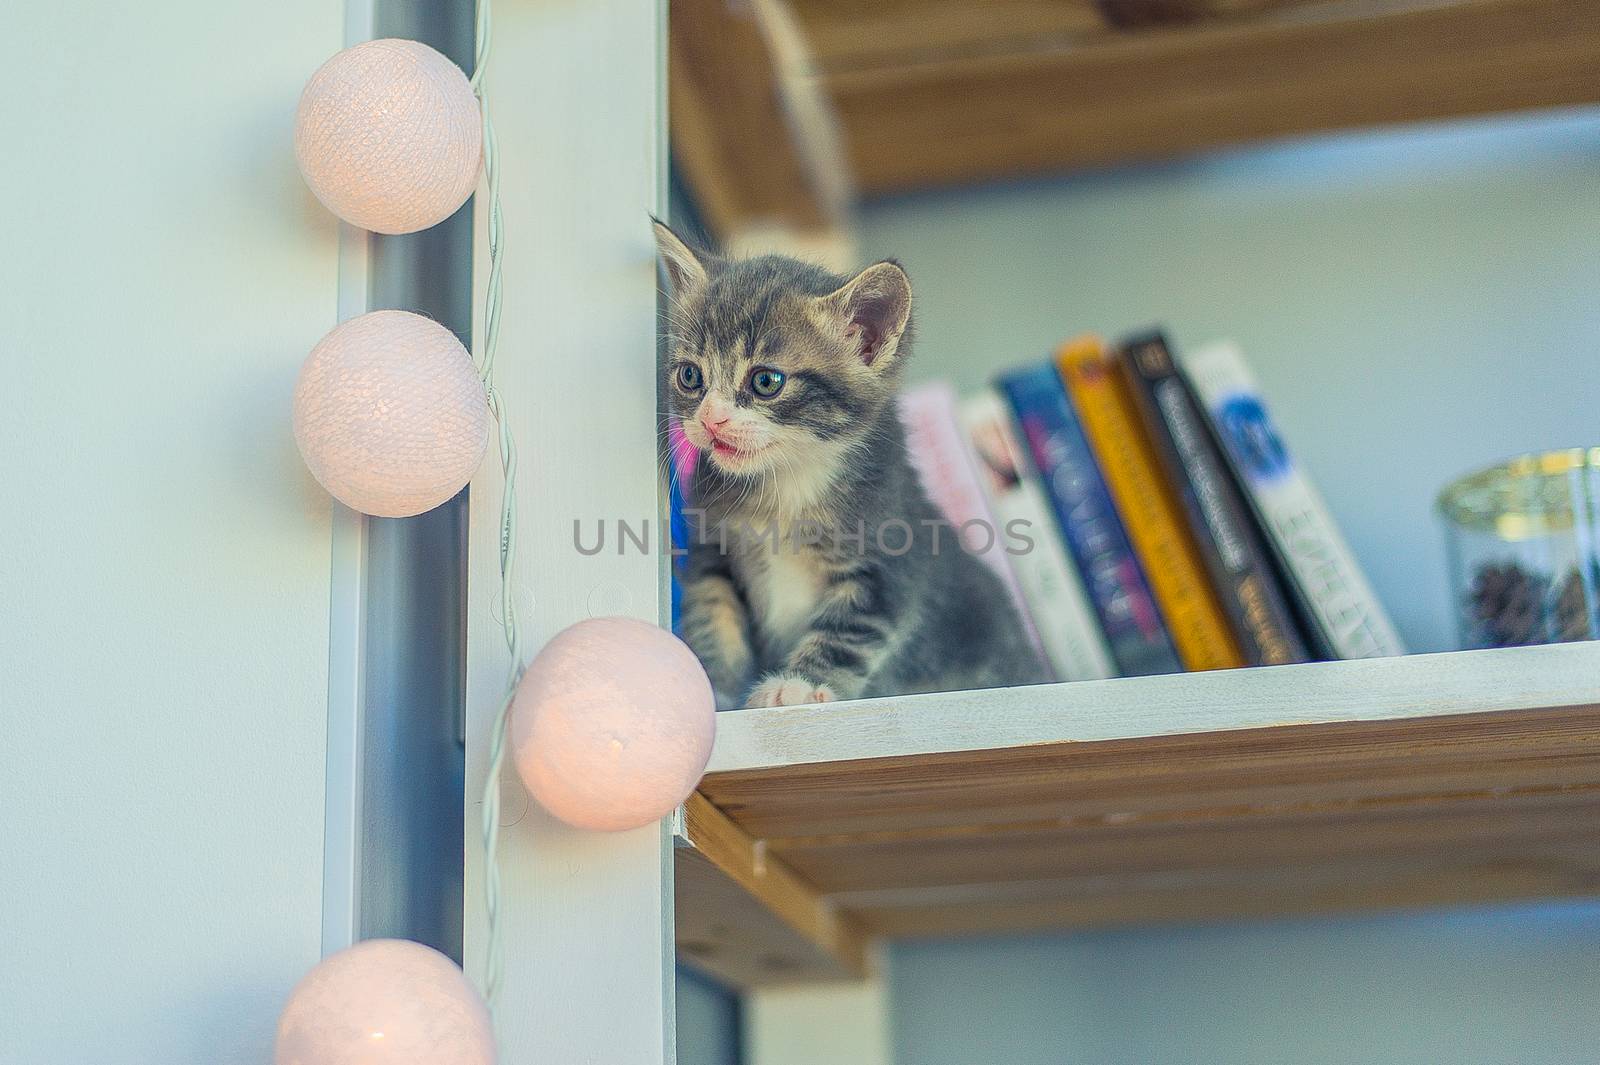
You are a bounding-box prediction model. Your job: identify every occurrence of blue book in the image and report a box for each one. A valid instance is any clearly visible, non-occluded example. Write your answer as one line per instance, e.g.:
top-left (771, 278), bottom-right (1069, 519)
top-left (667, 425), bottom-right (697, 633)
top-left (669, 468), bottom-right (687, 629)
top-left (1000, 363), bottom-right (1182, 676)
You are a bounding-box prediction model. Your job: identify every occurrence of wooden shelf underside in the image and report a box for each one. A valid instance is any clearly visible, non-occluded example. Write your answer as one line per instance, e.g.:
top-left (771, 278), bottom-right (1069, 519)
top-left (671, 0), bottom-right (1600, 238)
top-left (674, 644), bottom-right (1600, 989)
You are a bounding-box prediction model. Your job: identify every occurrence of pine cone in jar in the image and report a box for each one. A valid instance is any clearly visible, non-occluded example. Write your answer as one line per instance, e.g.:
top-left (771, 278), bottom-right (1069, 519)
top-left (1552, 563), bottom-right (1600, 643)
top-left (1468, 561), bottom-right (1551, 647)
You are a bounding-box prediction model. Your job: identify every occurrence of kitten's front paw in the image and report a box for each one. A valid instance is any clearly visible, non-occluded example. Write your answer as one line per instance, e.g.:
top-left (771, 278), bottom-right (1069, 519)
top-left (746, 674), bottom-right (836, 708)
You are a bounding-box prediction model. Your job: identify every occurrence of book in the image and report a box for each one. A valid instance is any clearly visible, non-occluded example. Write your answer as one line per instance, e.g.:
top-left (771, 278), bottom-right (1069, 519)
top-left (998, 364), bottom-right (1181, 677)
top-left (1057, 335), bottom-right (1245, 672)
top-left (1116, 332), bottom-right (1310, 666)
top-left (958, 389), bottom-right (1117, 682)
top-left (899, 382), bottom-right (1047, 666)
top-left (1179, 339), bottom-right (1406, 660)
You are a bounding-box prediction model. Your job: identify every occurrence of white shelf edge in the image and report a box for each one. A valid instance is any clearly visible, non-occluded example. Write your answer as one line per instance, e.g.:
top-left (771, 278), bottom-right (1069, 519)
top-left (705, 643), bottom-right (1600, 775)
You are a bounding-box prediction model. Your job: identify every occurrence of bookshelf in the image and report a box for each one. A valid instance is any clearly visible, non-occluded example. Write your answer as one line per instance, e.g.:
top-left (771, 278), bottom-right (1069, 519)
top-left (664, 0), bottom-right (1600, 999)
top-left (674, 642), bottom-right (1600, 989)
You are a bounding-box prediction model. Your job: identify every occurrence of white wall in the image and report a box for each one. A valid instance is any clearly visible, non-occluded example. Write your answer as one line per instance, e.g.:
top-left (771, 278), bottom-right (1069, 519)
top-left (855, 108), bottom-right (1600, 1065)
top-left (860, 107), bottom-right (1600, 653)
top-left (0, 2), bottom-right (344, 1061)
top-left (888, 902), bottom-right (1600, 1065)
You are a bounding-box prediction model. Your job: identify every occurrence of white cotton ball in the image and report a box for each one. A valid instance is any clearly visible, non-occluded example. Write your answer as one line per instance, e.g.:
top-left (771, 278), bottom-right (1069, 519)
top-left (511, 618), bottom-right (717, 833)
top-left (276, 939), bottom-right (495, 1065)
top-left (293, 310), bottom-right (488, 518)
top-left (295, 39), bottom-right (482, 235)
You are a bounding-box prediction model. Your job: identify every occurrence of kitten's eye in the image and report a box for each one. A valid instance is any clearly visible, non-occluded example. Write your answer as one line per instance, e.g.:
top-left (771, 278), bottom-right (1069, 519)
top-left (749, 367), bottom-right (786, 399)
top-left (674, 363), bottom-right (703, 392)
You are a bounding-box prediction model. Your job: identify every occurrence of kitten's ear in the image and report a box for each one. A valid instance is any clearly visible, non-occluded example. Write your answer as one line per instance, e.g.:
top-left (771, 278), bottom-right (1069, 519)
top-left (822, 261), bottom-right (912, 367)
top-left (652, 219), bottom-right (711, 299)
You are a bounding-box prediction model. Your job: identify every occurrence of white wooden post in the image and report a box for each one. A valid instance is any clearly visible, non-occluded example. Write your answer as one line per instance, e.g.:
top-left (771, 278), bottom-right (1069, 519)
top-left (746, 969), bottom-right (895, 1065)
top-left (464, 1), bottom-right (673, 1061)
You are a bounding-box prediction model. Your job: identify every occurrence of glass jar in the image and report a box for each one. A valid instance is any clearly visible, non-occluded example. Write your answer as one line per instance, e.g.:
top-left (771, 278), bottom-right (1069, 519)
top-left (1438, 449), bottom-right (1600, 649)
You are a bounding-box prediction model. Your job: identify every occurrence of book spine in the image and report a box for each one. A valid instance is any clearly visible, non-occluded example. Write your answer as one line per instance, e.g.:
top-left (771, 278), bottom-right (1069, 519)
top-left (1179, 339), bottom-right (1406, 659)
top-left (898, 382), bottom-right (1046, 665)
top-left (1117, 332), bottom-right (1311, 666)
top-left (1057, 336), bottom-right (1245, 672)
top-left (998, 364), bottom-right (1180, 677)
top-left (958, 389), bottom-right (1117, 682)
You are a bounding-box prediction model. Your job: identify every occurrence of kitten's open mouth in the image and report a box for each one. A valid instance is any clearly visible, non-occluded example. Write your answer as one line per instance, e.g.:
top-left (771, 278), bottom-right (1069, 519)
top-left (711, 439), bottom-right (767, 463)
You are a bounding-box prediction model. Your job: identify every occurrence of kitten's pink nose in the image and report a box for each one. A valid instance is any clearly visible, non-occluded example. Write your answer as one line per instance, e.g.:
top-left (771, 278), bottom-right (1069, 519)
top-left (700, 407), bottom-right (731, 433)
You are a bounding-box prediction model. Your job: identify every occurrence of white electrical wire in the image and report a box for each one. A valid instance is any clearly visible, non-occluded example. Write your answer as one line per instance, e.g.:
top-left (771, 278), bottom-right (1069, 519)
top-left (468, 0), bottom-right (519, 1028)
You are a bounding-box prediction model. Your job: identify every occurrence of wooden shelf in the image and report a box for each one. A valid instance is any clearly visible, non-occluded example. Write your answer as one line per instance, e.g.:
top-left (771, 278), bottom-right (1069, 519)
top-left (674, 643), bottom-right (1600, 988)
top-left (671, 0), bottom-right (1600, 238)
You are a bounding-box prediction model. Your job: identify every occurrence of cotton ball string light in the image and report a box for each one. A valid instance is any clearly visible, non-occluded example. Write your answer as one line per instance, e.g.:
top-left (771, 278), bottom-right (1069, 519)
top-left (511, 617), bottom-right (716, 832)
top-left (295, 38), bottom-right (482, 234)
top-left (293, 309), bottom-right (488, 518)
top-left (276, 939), bottom-right (495, 1065)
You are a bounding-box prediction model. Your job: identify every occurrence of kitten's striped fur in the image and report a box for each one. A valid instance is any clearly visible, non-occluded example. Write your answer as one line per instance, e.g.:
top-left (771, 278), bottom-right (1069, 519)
top-left (656, 222), bottom-right (1048, 708)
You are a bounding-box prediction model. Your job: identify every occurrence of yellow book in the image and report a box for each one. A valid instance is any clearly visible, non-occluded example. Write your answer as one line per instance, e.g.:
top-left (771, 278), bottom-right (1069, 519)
top-left (1057, 335), bottom-right (1244, 672)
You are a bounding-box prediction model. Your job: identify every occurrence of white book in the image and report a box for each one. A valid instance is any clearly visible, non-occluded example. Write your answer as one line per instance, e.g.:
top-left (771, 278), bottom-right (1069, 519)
top-left (958, 389), bottom-right (1117, 682)
top-left (1180, 340), bottom-right (1406, 659)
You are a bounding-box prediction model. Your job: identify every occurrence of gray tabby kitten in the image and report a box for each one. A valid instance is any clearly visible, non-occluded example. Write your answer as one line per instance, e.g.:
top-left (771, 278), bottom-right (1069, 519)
top-left (655, 221), bottom-right (1048, 708)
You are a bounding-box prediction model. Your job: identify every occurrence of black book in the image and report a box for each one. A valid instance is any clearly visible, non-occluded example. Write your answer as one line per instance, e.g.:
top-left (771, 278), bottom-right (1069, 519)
top-left (1116, 331), bottom-right (1311, 666)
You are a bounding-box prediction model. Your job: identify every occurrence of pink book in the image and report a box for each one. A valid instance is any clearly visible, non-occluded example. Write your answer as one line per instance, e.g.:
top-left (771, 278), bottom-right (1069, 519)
top-left (898, 382), bottom-right (1045, 659)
